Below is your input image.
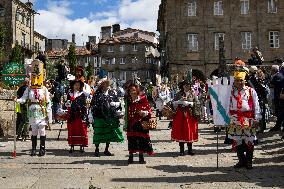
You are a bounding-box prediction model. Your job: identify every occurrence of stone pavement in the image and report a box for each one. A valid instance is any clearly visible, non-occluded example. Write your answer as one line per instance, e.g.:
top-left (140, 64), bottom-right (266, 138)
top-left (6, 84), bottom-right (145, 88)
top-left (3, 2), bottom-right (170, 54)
top-left (0, 121), bottom-right (283, 189)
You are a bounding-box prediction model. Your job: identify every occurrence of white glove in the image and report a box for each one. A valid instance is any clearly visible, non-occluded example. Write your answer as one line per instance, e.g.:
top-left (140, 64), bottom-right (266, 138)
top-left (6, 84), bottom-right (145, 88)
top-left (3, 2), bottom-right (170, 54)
top-left (183, 101), bottom-right (194, 106)
top-left (141, 111), bottom-right (149, 117)
top-left (65, 100), bottom-right (71, 108)
top-left (110, 102), bottom-right (121, 108)
top-left (88, 112), bottom-right (94, 124)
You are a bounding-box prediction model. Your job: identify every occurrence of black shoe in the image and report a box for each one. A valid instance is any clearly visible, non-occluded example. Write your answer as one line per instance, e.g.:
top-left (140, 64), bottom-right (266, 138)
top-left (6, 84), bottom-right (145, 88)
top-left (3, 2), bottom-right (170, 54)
top-left (234, 161), bottom-right (245, 169)
top-left (282, 136), bottom-right (284, 140)
top-left (179, 142), bottom-right (185, 156)
top-left (31, 136), bottom-right (37, 156)
top-left (69, 146), bottom-right (74, 153)
top-left (94, 149), bottom-right (100, 157)
top-left (39, 136), bottom-right (46, 156)
top-left (80, 146), bottom-right (85, 153)
top-left (246, 150), bottom-right (253, 170)
top-left (187, 143), bottom-right (195, 156)
top-left (139, 154), bottom-right (146, 164)
top-left (104, 151), bottom-right (113, 156)
top-left (128, 154), bottom-right (134, 164)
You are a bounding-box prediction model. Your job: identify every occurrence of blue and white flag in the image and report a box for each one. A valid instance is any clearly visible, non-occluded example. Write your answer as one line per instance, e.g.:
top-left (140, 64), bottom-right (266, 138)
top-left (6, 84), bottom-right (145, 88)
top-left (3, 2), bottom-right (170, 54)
top-left (207, 77), bottom-right (234, 126)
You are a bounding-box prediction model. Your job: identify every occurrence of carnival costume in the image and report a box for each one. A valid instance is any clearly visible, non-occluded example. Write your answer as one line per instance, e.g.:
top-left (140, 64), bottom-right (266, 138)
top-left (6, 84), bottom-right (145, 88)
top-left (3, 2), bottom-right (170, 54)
top-left (17, 60), bottom-right (50, 156)
top-left (66, 80), bottom-right (88, 153)
top-left (126, 94), bottom-right (154, 164)
top-left (172, 81), bottom-right (199, 156)
top-left (90, 78), bottom-right (124, 157)
top-left (228, 71), bottom-right (260, 169)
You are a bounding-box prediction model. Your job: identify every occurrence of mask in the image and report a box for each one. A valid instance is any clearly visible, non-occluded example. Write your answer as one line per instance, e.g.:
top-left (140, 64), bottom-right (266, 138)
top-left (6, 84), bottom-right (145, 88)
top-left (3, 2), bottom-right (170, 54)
top-left (31, 60), bottom-right (44, 89)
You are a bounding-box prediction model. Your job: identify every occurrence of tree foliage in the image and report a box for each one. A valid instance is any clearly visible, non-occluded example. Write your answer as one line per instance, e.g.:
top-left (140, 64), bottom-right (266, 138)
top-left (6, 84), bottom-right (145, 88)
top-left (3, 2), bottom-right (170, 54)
top-left (46, 59), bottom-right (57, 81)
top-left (68, 45), bottom-right (77, 75)
top-left (10, 45), bottom-right (23, 63)
top-left (86, 62), bottom-right (94, 81)
top-left (0, 23), bottom-right (6, 61)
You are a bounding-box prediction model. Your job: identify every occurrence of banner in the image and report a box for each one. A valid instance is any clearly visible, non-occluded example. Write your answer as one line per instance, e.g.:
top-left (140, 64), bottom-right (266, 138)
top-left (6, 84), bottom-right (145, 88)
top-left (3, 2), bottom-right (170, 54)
top-left (207, 77), bottom-right (234, 126)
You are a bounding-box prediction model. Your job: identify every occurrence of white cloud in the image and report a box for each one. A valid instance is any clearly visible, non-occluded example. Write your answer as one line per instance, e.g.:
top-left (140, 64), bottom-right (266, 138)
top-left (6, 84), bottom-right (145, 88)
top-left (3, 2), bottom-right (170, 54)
top-left (34, 0), bottom-right (161, 47)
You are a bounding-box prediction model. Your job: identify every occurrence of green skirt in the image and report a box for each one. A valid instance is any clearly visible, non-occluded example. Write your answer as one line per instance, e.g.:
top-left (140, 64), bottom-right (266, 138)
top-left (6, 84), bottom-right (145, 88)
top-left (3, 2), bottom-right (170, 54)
top-left (93, 118), bottom-right (124, 145)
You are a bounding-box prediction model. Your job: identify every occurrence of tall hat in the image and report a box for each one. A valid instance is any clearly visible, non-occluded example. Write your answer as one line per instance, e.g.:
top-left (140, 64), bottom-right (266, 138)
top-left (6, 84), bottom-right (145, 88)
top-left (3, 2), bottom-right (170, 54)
top-left (234, 71), bottom-right (246, 81)
top-left (31, 59), bottom-right (44, 89)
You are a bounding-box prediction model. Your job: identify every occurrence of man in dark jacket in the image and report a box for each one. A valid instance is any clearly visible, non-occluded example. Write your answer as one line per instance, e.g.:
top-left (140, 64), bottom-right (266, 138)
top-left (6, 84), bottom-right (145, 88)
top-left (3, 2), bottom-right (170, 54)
top-left (56, 60), bottom-right (67, 83)
top-left (50, 81), bottom-right (63, 123)
top-left (270, 64), bottom-right (284, 133)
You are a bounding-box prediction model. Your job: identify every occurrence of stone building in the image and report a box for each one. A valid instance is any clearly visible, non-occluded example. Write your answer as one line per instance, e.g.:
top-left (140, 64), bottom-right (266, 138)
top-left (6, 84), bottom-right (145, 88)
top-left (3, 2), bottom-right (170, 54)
top-left (45, 39), bottom-right (69, 51)
top-left (99, 25), bottom-right (160, 83)
top-left (34, 31), bottom-right (46, 55)
top-left (0, 0), bottom-right (39, 63)
top-left (158, 0), bottom-right (284, 80)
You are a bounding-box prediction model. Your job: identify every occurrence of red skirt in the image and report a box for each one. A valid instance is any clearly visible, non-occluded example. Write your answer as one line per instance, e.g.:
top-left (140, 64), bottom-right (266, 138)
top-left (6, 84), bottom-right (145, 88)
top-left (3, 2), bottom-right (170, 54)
top-left (67, 118), bottom-right (88, 146)
top-left (171, 107), bottom-right (198, 143)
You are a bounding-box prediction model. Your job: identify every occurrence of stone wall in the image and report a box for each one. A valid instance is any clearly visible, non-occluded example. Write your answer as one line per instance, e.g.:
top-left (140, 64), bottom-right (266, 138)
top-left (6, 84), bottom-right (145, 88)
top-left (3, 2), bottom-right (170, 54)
top-left (0, 90), bottom-right (16, 140)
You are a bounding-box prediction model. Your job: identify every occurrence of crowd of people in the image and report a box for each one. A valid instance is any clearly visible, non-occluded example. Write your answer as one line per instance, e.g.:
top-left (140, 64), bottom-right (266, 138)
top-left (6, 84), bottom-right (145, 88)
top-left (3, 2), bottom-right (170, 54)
top-left (11, 58), bottom-right (284, 169)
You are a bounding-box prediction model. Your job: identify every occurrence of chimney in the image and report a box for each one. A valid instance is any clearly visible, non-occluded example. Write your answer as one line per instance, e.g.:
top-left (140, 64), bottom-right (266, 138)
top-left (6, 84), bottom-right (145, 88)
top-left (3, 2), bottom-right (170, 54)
top-left (88, 36), bottom-right (97, 44)
top-left (101, 26), bottom-right (112, 39)
top-left (112, 24), bottom-right (121, 34)
top-left (72, 33), bottom-right (76, 44)
top-left (25, 1), bottom-right (33, 9)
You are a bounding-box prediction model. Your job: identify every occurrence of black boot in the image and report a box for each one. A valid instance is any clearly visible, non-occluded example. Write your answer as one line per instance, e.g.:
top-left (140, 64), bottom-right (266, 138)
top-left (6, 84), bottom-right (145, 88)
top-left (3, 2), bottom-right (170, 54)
top-left (94, 144), bottom-right (100, 157)
top-left (187, 143), bottom-right (195, 156)
top-left (104, 143), bottom-right (113, 156)
top-left (69, 145), bottom-right (74, 153)
top-left (234, 144), bottom-right (246, 168)
top-left (139, 153), bottom-right (146, 164)
top-left (80, 146), bottom-right (85, 153)
top-left (31, 135), bottom-right (37, 156)
top-left (128, 153), bottom-right (134, 164)
top-left (246, 145), bottom-right (254, 170)
top-left (39, 136), bottom-right (46, 156)
top-left (179, 142), bottom-right (185, 156)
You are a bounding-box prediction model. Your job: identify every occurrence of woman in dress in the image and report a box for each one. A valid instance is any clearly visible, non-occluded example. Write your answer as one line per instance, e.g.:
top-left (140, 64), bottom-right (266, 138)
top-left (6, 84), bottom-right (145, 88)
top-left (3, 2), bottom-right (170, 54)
top-left (172, 80), bottom-right (199, 156)
top-left (91, 78), bottom-right (124, 157)
top-left (66, 80), bottom-right (88, 153)
top-left (126, 84), bottom-right (154, 164)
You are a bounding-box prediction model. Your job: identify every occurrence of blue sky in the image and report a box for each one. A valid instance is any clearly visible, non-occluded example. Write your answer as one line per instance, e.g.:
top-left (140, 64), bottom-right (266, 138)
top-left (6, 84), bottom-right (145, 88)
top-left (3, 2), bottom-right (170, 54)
top-left (22, 0), bottom-right (161, 46)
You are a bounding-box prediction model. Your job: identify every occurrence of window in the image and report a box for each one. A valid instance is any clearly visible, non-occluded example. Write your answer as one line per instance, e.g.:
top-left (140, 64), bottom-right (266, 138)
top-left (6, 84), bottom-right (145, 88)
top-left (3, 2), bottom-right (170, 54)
top-left (133, 44), bottom-right (138, 51)
top-left (241, 0), bottom-right (249, 15)
top-left (16, 10), bottom-right (21, 21)
top-left (146, 57), bottom-right (152, 64)
top-left (35, 42), bottom-right (40, 51)
top-left (214, 33), bottom-right (225, 50)
top-left (188, 1), bottom-right (197, 16)
top-left (109, 58), bottom-right (115, 65)
top-left (269, 31), bottom-right (279, 48)
top-left (187, 34), bottom-right (198, 52)
top-left (108, 72), bottom-right (115, 79)
top-left (268, 0), bottom-right (277, 13)
top-left (146, 70), bottom-right (150, 79)
top-left (120, 71), bottom-right (127, 81)
top-left (108, 45), bottom-right (114, 52)
top-left (214, 1), bottom-right (223, 16)
top-left (0, 5), bottom-right (5, 17)
top-left (102, 58), bottom-right (106, 65)
top-left (21, 32), bottom-right (26, 47)
top-left (21, 14), bottom-right (25, 24)
top-left (241, 32), bottom-right (252, 50)
top-left (120, 45), bottom-right (125, 52)
top-left (120, 58), bottom-right (126, 64)
top-left (145, 46), bottom-right (149, 51)
top-left (26, 17), bottom-right (30, 27)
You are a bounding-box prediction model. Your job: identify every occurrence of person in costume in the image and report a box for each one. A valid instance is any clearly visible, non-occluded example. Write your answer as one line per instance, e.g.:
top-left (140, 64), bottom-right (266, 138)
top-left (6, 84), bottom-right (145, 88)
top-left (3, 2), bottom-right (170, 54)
top-left (125, 83), bottom-right (154, 164)
top-left (16, 78), bottom-right (29, 141)
top-left (75, 65), bottom-right (92, 96)
top-left (65, 80), bottom-right (88, 153)
top-left (16, 60), bottom-right (51, 156)
top-left (172, 80), bottom-right (199, 156)
top-left (228, 71), bottom-right (260, 169)
top-left (90, 78), bottom-right (124, 157)
top-left (155, 83), bottom-right (171, 120)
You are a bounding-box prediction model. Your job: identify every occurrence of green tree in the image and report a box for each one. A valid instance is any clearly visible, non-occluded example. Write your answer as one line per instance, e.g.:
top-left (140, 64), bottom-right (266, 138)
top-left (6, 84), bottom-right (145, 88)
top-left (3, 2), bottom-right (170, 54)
top-left (10, 45), bottom-right (23, 63)
top-left (86, 62), bottom-right (94, 81)
top-left (0, 23), bottom-right (6, 61)
top-left (46, 59), bottom-right (57, 80)
top-left (68, 45), bottom-right (77, 75)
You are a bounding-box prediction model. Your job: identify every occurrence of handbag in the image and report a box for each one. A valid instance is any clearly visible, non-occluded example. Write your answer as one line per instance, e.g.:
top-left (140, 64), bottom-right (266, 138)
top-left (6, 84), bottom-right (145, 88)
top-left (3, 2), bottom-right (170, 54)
top-left (141, 117), bottom-right (157, 130)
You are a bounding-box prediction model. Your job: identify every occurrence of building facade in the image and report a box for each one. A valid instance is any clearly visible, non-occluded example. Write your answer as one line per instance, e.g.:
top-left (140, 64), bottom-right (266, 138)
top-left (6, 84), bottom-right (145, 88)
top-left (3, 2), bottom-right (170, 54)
top-left (0, 0), bottom-right (38, 63)
top-left (99, 25), bottom-right (160, 83)
top-left (158, 0), bottom-right (284, 80)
